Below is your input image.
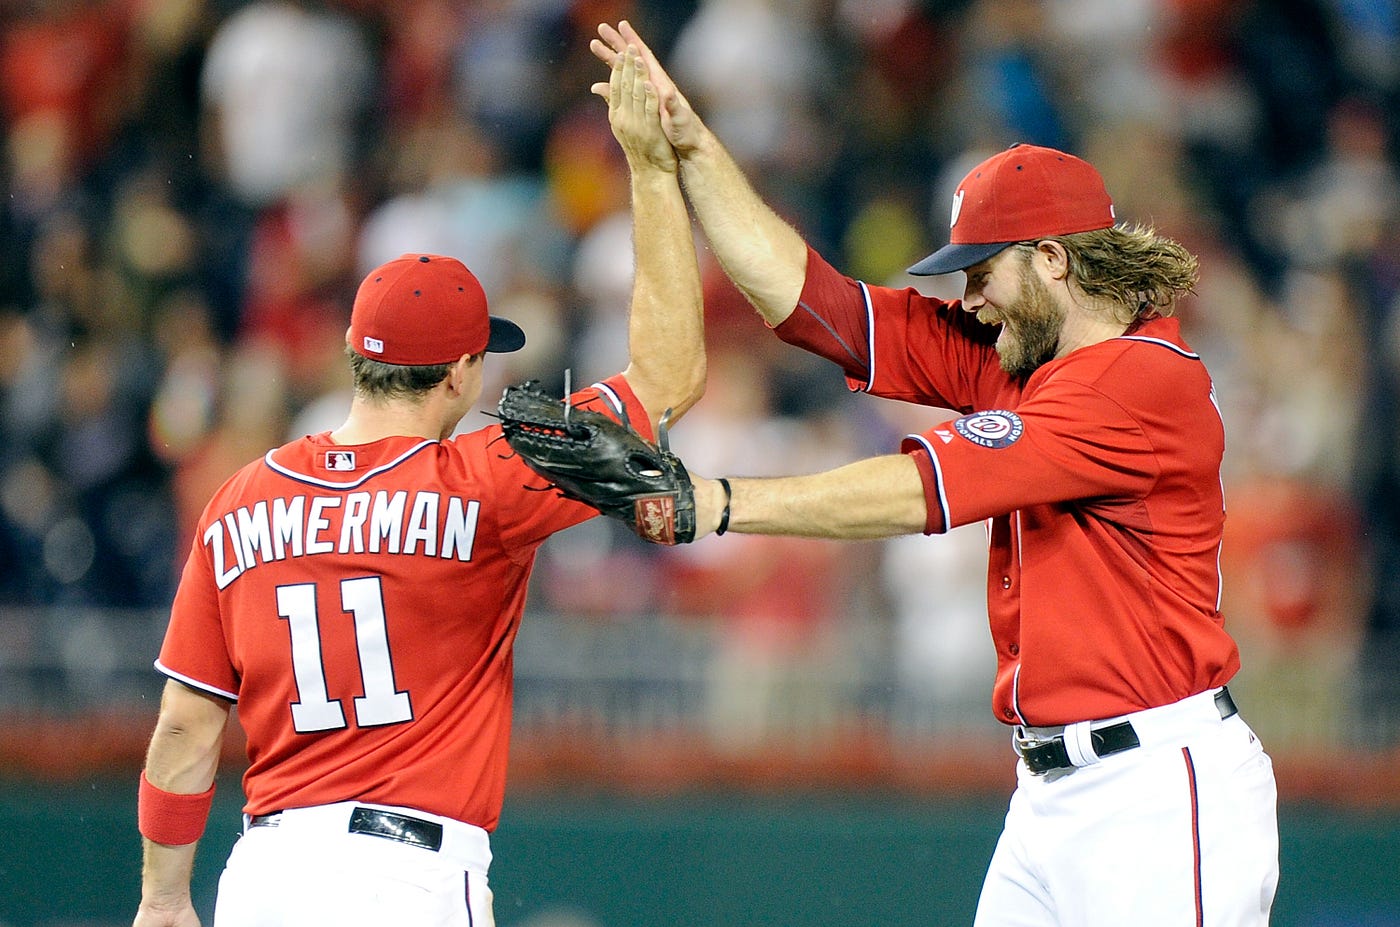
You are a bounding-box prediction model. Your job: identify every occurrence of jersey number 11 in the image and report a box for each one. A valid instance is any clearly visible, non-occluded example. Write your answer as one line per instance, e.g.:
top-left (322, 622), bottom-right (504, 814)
top-left (277, 576), bottom-right (413, 733)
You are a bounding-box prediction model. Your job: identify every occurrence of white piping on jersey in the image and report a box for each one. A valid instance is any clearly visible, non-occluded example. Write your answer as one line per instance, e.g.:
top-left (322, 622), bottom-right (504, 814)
top-left (1011, 511), bottom-right (1025, 724)
top-left (1208, 384), bottom-right (1226, 612)
top-left (859, 281), bottom-right (877, 392)
top-left (155, 659), bottom-right (239, 702)
top-left (264, 440), bottom-right (438, 490)
top-left (1014, 509), bottom-right (1024, 570)
top-left (591, 381), bottom-right (625, 416)
top-left (902, 433), bottom-right (951, 533)
top-left (1011, 663), bottom-right (1024, 725)
top-left (1115, 335), bottom-right (1200, 360)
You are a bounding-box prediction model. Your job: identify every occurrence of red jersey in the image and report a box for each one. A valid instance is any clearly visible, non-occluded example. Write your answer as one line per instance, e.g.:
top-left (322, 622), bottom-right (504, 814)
top-left (780, 248), bottom-right (1239, 726)
top-left (156, 378), bottom-right (648, 831)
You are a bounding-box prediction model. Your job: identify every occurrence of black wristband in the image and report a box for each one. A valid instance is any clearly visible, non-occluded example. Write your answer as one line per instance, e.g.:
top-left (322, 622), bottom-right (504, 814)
top-left (716, 478), bottom-right (732, 536)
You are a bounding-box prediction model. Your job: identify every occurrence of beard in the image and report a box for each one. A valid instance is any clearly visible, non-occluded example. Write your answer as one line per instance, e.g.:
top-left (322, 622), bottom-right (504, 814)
top-left (992, 263), bottom-right (1064, 379)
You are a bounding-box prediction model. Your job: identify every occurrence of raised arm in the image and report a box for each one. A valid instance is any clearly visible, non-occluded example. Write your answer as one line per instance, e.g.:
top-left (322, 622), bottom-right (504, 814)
top-left (591, 21), bottom-right (809, 328)
top-left (600, 46), bottom-right (707, 433)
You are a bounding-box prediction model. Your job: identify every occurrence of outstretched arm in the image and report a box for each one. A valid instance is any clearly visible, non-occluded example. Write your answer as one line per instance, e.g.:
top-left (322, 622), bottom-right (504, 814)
top-left (591, 21), bottom-right (809, 328)
top-left (133, 680), bottom-right (230, 927)
top-left (690, 455), bottom-right (931, 542)
top-left (602, 46), bottom-right (707, 433)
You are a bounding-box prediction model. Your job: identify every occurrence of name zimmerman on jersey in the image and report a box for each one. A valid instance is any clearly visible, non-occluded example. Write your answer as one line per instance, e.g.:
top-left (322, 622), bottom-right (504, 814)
top-left (205, 490), bottom-right (481, 589)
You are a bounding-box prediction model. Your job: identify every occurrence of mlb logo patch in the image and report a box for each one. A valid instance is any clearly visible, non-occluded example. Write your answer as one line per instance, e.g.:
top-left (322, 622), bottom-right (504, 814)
top-left (363, 336), bottom-right (385, 354)
top-left (325, 451), bottom-right (357, 472)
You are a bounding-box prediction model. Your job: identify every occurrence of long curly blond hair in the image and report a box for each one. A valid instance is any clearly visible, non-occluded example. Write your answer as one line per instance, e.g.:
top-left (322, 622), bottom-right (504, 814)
top-left (1043, 223), bottom-right (1199, 323)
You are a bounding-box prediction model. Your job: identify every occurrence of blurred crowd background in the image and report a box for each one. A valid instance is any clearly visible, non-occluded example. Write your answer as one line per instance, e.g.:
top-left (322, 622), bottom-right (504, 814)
top-left (1, 0), bottom-right (1399, 770)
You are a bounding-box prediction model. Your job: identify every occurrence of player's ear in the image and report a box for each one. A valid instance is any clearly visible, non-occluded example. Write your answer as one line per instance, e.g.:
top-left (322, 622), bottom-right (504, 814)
top-left (446, 352), bottom-right (484, 394)
top-left (1036, 240), bottom-right (1070, 280)
top-left (457, 351), bottom-right (485, 377)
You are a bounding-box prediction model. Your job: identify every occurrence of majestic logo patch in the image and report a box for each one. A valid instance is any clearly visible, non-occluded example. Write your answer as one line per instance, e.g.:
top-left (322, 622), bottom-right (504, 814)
top-left (953, 410), bottom-right (1024, 449)
top-left (325, 451), bottom-right (357, 471)
top-left (950, 189), bottom-right (966, 228)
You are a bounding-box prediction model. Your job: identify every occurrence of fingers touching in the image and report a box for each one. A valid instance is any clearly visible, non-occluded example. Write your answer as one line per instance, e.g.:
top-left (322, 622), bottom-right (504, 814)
top-left (602, 45), bottom-right (675, 170)
top-left (590, 20), bottom-right (703, 158)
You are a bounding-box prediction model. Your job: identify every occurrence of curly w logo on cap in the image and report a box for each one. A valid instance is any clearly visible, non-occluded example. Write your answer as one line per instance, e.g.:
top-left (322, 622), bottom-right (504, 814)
top-left (909, 144), bottom-right (1117, 276)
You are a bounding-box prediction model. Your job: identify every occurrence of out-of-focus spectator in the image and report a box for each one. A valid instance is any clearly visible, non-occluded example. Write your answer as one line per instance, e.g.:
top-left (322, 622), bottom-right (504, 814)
top-left (167, 341), bottom-right (291, 561)
top-left (670, 0), bottom-right (823, 168)
top-left (199, 0), bottom-right (373, 209)
top-left (0, 0), bottom-right (132, 177)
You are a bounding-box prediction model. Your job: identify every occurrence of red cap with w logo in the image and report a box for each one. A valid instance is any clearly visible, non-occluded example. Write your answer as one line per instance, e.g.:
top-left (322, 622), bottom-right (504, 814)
top-left (908, 144), bottom-right (1116, 276)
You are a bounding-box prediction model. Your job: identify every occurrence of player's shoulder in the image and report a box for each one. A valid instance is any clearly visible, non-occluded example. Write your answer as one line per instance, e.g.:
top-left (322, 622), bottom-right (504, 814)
top-left (1112, 316), bottom-right (1202, 364)
top-left (262, 433), bottom-right (442, 487)
top-left (1031, 319), bottom-right (1204, 407)
top-left (1061, 317), bottom-right (1204, 381)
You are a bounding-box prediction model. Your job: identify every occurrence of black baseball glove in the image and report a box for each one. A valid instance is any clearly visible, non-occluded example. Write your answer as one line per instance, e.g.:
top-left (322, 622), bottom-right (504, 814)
top-left (497, 381), bottom-right (696, 544)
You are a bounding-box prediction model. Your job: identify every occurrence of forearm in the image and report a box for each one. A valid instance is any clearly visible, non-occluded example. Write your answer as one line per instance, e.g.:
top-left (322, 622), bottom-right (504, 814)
top-left (699, 454), bottom-right (929, 540)
top-left (136, 681), bottom-right (230, 918)
top-left (622, 166), bottom-right (706, 429)
top-left (139, 838), bottom-right (201, 913)
top-left (680, 131), bottom-right (808, 327)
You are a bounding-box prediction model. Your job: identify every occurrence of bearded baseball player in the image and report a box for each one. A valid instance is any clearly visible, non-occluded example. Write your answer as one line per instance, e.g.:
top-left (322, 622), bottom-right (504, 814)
top-left (588, 22), bottom-right (1279, 927)
top-left (132, 49), bottom-right (701, 927)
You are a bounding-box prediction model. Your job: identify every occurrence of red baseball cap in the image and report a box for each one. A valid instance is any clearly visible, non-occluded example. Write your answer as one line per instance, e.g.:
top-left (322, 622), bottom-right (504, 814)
top-left (908, 144), bottom-right (1116, 276)
top-left (348, 254), bottom-right (526, 365)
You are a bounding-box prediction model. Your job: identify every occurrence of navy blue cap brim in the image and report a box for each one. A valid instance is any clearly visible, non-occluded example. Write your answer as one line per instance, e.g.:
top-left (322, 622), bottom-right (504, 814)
top-left (907, 241), bottom-right (1016, 276)
top-left (487, 316), bottom-right (526, 353)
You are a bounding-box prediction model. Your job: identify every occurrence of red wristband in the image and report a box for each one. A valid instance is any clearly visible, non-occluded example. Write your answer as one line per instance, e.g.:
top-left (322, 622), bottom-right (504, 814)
top-left (138, 771), bottom-right (215, 845)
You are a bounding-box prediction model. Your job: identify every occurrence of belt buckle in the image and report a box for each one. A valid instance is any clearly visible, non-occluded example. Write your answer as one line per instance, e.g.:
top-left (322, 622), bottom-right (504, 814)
top-left (1013, 724), bottom-right (1059, 755)
top-left (1013, 728), bottom-right (1038, 757)
top-left (1013, 727), bottom-right (1068, 776)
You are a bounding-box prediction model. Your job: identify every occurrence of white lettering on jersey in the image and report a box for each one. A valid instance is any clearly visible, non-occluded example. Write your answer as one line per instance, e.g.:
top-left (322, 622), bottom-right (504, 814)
top-left (306, 496), bottom-right (341, 555)
top-left (441, 498), bottom-right (479, 562)
top-left (205, 519), bottom-right (242, 590)
top-left (208, 492), bottom-right (482, 586)
top-left (237, 501), bottom-right (273, 567)
top-left (403, 491), bottom-right (439, 556)
top-left (272, 496), bottom-right (305, 559)
top-left (223, 513), bottom-right (247, 572)
top-left (369, 490), bottom-right (407, 554)
top-left (339, 492), bottom-right (370, 554)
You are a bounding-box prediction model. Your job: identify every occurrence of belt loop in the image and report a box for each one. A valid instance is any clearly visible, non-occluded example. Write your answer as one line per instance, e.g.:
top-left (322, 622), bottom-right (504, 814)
top-left (1062, 721), bottom-right (1101, 767)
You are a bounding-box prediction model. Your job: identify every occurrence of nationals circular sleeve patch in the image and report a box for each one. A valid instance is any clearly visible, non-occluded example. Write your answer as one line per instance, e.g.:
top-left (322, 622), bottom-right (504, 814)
top-left (954, 410), bottom-right (1025, 449)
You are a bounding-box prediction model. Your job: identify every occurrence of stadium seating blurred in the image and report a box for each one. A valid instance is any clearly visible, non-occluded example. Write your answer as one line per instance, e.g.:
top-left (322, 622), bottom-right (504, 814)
top-left (2, 0), bottom-right (1399, 804)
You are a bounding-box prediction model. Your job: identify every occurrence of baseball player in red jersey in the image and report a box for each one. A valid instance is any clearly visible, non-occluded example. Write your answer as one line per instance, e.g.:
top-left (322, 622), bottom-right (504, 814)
top-left (592, 23), bottom-right (1279, 927)
top-left (133, 49), bottom-right (698, 927)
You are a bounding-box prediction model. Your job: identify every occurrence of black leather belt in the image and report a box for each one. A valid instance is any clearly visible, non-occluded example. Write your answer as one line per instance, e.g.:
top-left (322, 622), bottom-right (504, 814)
top-left (1018, 687), bottom-right (1238, 775)
top-left (249, 807), bottom-right (444, 852)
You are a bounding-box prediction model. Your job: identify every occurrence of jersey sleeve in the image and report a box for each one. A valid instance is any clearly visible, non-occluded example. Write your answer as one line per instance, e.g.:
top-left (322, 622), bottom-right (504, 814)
top-left (775, 246), bottom-right (1008, 410)
top-left (901, 377), bottom-right (1160, 532)
top-left (489, 373), bottom-right (655, 558)
top-left (157, 533), bottom-right (240, 700)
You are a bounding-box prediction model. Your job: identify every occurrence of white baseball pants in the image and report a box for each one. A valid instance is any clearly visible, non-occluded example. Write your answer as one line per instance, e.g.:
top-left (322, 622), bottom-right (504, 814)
top-left (974, 689), bottom-right (1279, 927)
top-left (212, 802), bottom-right (495, 927)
